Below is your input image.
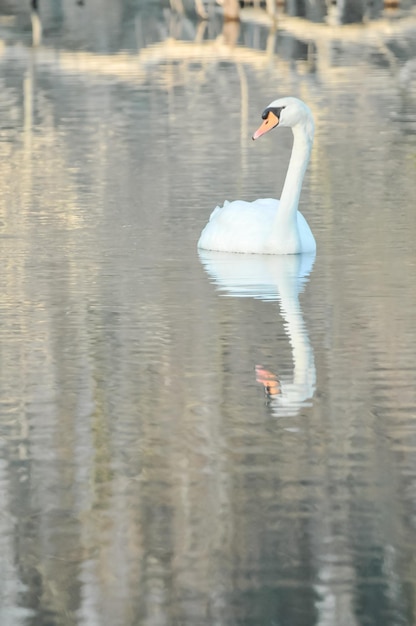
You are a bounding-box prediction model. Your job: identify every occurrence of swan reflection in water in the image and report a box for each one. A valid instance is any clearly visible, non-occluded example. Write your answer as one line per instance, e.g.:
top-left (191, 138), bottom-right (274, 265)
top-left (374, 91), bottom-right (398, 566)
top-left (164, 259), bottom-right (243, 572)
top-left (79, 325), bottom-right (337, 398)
top-left (199, 250), bottom-right (316, 417)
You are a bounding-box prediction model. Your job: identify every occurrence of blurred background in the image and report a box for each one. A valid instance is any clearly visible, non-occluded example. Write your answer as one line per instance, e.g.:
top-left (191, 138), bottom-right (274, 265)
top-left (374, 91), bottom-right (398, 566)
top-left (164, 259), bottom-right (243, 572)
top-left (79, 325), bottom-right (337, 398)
top-left (0, 1), bottom-right (416, 625)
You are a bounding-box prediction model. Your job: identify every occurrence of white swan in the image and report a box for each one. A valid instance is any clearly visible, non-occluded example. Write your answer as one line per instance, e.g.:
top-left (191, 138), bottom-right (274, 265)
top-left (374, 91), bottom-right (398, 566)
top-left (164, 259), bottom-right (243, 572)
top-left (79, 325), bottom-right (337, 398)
top-left (197, 97), bottom-right (316, 255)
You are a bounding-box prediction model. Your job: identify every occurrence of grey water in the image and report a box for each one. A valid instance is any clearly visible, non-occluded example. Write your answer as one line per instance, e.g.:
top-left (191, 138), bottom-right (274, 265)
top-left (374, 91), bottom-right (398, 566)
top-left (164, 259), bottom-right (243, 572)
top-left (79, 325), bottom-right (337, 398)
top-left (0, 1), bottom-right (416, 625)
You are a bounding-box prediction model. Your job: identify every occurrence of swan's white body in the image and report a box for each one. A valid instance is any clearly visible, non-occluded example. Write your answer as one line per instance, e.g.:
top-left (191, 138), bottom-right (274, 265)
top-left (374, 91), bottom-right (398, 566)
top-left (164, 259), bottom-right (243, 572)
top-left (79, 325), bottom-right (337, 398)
top-left (198, 97), bottom-right (316, 255)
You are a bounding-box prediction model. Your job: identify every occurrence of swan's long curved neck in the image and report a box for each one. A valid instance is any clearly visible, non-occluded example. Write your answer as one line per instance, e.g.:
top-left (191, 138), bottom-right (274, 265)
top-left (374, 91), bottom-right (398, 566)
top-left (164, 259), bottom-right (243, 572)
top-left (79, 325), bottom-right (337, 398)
top-left (269, 122), bottom-right (313, 250)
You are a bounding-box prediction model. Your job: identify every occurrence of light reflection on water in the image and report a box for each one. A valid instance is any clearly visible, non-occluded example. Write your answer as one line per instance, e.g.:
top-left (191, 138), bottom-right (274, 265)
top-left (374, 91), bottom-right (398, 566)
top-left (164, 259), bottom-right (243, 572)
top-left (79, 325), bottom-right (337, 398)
top-left (0, 2), bottom-right (416, 625)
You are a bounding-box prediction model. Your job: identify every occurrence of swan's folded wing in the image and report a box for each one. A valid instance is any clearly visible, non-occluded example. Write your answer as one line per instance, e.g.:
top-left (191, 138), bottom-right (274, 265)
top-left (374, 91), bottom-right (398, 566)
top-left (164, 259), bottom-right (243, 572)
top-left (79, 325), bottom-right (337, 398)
top-left (199, 199), bottom-right (279, 253)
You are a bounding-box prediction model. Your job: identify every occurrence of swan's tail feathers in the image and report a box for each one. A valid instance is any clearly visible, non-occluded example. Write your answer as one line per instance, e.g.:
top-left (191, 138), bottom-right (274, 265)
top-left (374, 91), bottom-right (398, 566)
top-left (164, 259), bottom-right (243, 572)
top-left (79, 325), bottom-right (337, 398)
top-left (256, 365), bottom-right (281, 397)
top-left (209, 200), bottom-right (229, 222)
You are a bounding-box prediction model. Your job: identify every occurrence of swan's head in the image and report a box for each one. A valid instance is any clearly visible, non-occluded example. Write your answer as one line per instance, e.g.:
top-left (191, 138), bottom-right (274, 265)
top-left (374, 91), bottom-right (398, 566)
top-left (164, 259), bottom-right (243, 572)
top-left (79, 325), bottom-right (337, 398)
top-left (252, 97), bottom-right (314, 140)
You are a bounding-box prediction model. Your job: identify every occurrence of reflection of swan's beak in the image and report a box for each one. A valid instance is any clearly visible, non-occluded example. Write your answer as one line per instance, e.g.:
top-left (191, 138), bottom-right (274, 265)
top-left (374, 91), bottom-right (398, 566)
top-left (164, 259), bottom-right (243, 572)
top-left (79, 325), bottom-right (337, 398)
top-left (256, 365), bottom-right (281, 397)
top-left (252, 111), bottom-right (279, 140)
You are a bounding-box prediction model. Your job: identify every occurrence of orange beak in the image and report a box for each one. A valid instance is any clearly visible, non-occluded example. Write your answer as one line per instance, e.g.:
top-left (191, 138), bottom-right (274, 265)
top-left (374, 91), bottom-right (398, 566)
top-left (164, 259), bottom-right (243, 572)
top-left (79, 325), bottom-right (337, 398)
top-left (252, 110), bottom-right (279, 140)
top-left (255, 365), bottom-right (281, 396)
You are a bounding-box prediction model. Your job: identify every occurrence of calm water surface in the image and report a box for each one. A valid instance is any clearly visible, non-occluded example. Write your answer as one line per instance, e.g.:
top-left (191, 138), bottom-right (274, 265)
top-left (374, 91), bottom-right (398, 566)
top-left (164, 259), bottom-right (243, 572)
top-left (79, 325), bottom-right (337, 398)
top-left (0, 3), bottom-right (416, 625)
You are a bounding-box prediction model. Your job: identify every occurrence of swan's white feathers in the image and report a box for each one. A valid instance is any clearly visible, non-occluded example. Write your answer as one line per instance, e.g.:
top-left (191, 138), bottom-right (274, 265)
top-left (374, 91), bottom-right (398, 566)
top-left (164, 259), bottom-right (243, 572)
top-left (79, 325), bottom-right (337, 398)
top-left (199, 197), bottom-right (315, 255)
top-left (200, 199), bottom-right (275, 254)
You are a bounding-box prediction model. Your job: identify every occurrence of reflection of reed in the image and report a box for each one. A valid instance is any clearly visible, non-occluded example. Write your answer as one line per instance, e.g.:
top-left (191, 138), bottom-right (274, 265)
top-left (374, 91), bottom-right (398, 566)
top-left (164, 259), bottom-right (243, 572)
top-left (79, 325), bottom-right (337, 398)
top-left (0, 6), bottom-right (411, 98)
top-left (30, 0), bottom-right (42, 47)
top-left (170, 0), bottom-right (403, 23)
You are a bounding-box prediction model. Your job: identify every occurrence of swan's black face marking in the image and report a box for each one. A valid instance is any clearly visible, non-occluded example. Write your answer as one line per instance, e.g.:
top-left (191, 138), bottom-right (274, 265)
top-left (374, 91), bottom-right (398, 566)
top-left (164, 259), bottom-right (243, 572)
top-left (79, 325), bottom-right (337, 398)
top-left (252, 106), bottom-right (285, 140)
top-left (261, 106), bottom-right (286, 121)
